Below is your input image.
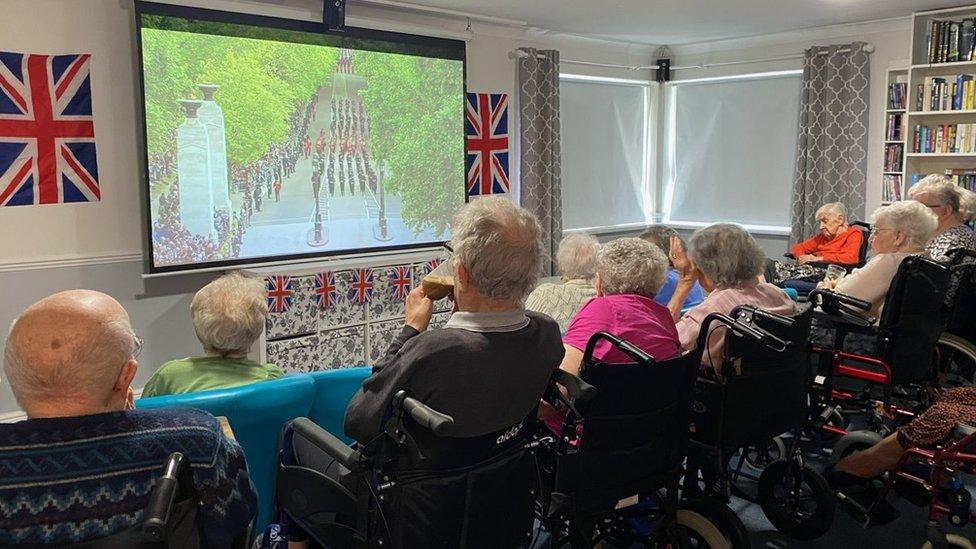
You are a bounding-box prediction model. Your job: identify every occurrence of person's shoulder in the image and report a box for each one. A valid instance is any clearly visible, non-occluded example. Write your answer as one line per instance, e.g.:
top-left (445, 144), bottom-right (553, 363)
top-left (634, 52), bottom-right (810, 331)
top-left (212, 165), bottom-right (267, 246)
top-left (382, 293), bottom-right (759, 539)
top-left (526, 310), bottom-right (562, 335)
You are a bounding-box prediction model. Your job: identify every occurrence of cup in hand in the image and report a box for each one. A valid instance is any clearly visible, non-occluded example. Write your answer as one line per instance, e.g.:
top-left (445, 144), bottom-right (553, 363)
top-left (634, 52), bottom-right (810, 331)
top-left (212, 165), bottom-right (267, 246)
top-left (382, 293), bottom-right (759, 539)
top-left (824, 264), bottom-right (846, 284)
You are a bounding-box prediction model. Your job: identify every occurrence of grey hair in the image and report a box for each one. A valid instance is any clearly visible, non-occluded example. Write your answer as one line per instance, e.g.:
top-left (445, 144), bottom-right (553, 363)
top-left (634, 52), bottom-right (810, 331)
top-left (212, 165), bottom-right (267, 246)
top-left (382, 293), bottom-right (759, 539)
top-left (191, 273), bottom-right (268, 357)
top-left (871, 200), bottom-right (938, 249)
top-left (960, 188), bottom-right (976, 223)
top-left (815, 202), bottom-right (848, 221)
top-left (452, 196), bottom-right (542, 302)
top-left (909, 174), bottom-right (962, 214)
top-left (556, 234), bottom-right (600, 280)
top-left (639, 225), bottom-right (683, 259)
top-left (689, 224), bottom-right (766, 288)
top-left (4, 300), bottom-right (134, 405)
top-left (597, 238), bottom-right (668, 298)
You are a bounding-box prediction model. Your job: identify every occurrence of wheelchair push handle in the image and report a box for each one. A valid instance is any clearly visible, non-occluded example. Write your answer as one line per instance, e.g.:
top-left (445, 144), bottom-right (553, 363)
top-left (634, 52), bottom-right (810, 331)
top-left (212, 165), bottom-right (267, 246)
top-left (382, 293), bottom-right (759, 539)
top-left (551, 369), bottom-right (596, 402)
top-left (809, 289), bottom-right (871, 311)
top-left (582, 331), bottom-right (654, 365)
top-left (399, 394), bottom-right (455, 435)
top-left (700, 312), bottom-right (788, 353)
top-left (142, 452), bottom-right (187, 541)
top-left (731, 304), bottom-right (795, 327)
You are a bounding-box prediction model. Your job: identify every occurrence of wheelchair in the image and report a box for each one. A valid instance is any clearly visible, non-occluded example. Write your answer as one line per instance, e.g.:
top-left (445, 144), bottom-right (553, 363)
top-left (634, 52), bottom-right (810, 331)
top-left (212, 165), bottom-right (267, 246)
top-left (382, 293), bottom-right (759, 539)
top-left (783, 220), bottom-right (872, 272)
top-left (808, 255), bottom-right (952, 447)
top-left (681, 303), bottom-right (835, 541)
top-left (937, 248), bottom-right (976, 386)
top-left (54, 452), bottom-right (244, 549)
top-left (830, 423), bottom-right (976, 548)
top-left (274, 389), bottom-right (544, 548)
top-left (538, 312), bottom-right (790, 548)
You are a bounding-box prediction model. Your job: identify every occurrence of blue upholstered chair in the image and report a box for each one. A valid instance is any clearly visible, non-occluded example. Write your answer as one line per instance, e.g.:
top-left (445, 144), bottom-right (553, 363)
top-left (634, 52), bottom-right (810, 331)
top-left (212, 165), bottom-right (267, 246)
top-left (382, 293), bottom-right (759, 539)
top-left (136, 375), bottom-right (316, 533)
top-left (307, 367), bottom-right (372, 444)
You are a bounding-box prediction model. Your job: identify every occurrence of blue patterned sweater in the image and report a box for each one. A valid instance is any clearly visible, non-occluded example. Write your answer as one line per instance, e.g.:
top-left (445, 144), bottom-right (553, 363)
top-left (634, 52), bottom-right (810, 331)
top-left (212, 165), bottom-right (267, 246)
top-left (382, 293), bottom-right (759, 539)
top-left (0, 407), bottom-right (256, 547)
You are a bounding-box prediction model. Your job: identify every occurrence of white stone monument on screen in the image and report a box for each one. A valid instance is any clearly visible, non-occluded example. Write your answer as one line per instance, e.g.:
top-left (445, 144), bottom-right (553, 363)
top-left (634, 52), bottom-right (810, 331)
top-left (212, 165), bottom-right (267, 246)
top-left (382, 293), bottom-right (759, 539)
top-left (176, 99), bottom-right (216, 240)
top-left (197, 84), bottom-right (231, 213)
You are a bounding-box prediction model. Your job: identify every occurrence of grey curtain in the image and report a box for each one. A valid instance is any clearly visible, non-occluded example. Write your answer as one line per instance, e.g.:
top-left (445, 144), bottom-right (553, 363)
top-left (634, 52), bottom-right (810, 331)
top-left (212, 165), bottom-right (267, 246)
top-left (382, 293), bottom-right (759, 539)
top-left (791, 42), bottom-right (870, 244)
top-left (517, 48), bottom-right (562, 276)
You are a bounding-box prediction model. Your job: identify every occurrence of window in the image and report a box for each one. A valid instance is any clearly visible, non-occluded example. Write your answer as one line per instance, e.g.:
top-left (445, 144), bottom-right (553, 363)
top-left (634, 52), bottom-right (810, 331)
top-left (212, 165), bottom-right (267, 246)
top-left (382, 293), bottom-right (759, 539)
top-left (664, 71), bottom-right (801, 233)
top-left (560, 75), bottom-right (655, 232)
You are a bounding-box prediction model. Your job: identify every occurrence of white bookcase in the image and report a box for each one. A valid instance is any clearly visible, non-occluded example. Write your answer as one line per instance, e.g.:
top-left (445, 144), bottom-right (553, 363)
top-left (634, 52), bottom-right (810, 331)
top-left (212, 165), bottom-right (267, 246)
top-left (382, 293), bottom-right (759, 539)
top-left (882, 65), bottom-right (908, 204)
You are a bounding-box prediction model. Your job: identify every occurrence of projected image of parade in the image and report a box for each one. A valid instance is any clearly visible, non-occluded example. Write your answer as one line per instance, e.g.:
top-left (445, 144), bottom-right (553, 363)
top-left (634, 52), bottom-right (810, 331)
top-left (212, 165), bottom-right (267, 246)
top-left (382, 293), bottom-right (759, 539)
top-left (140, 17), bottom-right (465, 268)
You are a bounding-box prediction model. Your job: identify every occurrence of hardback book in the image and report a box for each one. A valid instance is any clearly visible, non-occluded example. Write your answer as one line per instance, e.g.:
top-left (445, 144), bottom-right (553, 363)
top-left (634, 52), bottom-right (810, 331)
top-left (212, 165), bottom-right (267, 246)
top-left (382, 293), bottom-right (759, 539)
top-left (930, 20), bottom-right (940, 63)
top-left (916, 84), bottom-right (924, 111)
top-left (963, 19), bottom-right (975, 61)
top-left (950, 21), bottom-right (961, 62)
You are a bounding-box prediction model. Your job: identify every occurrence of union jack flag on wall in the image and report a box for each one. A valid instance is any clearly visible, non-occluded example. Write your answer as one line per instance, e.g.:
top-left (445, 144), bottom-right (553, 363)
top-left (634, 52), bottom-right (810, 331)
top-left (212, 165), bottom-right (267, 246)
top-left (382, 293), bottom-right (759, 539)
top-left (349, 268), bottom-right (374, 304)
top-left (389, 265), bottom-right (412, 300)
top-left (465, 92), bottom-right (509, 197)
top-left (314, 271), bottom-right (338, 309)
top-left (0, 52), bottom-right (99, 206)
top-left (424, 258), bottom-right (443, 275)
top-left (266, 275), bottom-right (293, 313)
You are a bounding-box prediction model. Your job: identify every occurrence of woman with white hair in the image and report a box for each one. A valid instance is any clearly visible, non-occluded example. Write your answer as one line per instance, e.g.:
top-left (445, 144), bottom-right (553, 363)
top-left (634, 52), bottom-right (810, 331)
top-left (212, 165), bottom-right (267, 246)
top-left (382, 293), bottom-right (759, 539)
top-left (819, 200), bottom-right (938, 316)
top-left (789, 202), bottom-right (864, 265)
top-left (909, 174), bottom-right (976, 261)
top-left (525, 233), bottom-right (600, 331)
top-left (669, 224), bottom-right (796, 374)
top-left (142, 272), bottom-right (282, 397)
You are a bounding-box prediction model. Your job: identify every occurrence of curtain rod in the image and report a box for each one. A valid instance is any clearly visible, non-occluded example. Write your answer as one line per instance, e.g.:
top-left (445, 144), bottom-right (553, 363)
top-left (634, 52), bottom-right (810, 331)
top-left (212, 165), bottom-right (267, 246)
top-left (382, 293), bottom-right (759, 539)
top-left (510, 43), bottom-right (874, 72)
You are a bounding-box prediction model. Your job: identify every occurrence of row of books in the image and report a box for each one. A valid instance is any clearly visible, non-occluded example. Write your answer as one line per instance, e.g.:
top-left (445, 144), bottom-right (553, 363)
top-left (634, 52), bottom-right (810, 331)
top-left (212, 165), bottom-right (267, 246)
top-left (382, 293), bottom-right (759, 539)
top-left (882, 174), bottom-right (903, 202)
top-left (884, 143), bottom-right (904, 172)
top-left (886, 113), bottom-right (905, 141)
top-left (915, 74), bottom-right (976, 111)
top-left (927, 18), bottom-right (976, 63)
top-left (912, 123), bottom-right (976, 153)
top-left (888, 82), bottom-right (907, 110)
top-left (944, 169), bottom-right (976, 191)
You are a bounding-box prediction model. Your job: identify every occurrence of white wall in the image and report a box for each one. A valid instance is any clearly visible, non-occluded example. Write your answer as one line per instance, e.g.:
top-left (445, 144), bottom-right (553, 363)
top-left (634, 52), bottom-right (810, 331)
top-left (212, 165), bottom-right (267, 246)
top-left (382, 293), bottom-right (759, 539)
top-left (0, 0), bottom-right (657, 415)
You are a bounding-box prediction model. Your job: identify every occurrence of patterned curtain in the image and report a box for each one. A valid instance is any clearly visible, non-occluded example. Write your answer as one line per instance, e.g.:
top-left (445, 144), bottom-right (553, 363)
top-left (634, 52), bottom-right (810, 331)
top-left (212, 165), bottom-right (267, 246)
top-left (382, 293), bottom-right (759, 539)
top-left (517, 48), bottom-right (562, 276)
top-left (791, 42), bottom-right (870, 244)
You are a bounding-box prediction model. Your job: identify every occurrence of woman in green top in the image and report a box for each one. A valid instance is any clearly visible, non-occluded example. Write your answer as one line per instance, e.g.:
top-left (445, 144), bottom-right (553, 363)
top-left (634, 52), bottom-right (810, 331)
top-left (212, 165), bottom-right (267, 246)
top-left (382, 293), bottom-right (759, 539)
top-left (142, 273), bottom-right (283, 397)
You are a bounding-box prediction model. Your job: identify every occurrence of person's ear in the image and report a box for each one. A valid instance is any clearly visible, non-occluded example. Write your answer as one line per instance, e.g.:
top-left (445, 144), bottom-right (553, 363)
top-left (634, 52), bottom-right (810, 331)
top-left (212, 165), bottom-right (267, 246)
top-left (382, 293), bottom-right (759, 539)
top-left (456, 262), bottom-right (470, 289)
top-left (594, 273), bottom-right (604, 296)
top-left (115, 359), bottom-right (137, 393)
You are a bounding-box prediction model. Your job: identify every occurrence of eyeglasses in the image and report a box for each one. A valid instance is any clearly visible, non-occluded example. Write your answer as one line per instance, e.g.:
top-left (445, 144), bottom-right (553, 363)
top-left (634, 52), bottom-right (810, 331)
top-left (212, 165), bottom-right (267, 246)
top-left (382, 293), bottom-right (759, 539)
top-left (920, 203), bottom-right (944, 210)
top-left (869, 227), bottom-right (895, 236)
top-left (132, 334), bottom-right (144, 359)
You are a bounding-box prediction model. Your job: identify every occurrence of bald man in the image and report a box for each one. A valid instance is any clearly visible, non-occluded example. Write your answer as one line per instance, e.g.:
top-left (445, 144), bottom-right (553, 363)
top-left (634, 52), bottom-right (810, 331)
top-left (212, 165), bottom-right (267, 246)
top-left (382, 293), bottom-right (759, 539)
top-left (0, 290), bottom-right (256, 547)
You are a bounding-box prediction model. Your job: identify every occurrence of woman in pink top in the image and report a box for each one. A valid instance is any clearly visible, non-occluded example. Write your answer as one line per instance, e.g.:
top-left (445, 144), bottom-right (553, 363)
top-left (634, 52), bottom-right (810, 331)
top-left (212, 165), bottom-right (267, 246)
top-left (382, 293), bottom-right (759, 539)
top-left (667, 224), bottom-right (796, 375)
top-left (541, 238), bottom-right (682, 430)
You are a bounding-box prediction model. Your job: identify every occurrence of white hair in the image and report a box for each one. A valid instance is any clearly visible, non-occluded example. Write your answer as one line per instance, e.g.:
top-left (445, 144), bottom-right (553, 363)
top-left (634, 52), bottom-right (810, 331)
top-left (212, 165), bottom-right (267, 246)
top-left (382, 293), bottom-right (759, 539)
top-left (556, 234), bottom-right (600, 280)
top-left (689, 224), bottom-right (766, 288)
top-left (960, 188), bottom-right (976, 223)
top-left (4, 293), bottom-right (135, 406)
top-left (597, 238), bottom-right (668, 298)
top-left (815, 202), bottom-right (848, 221)
top-left (871, 200), bottom-right (938, 249)
top-left (909, 174), bottom-right (962, 214)
top-left (191, 273), bottom-right (268, 356)
top-left (452, 197), bottom-right (542, 302)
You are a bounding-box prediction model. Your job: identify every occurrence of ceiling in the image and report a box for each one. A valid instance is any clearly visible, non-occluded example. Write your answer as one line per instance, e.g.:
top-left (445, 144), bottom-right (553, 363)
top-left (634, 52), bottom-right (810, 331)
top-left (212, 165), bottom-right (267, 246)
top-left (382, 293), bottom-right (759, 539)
top-left (350, 0), bottom-right (976, 45)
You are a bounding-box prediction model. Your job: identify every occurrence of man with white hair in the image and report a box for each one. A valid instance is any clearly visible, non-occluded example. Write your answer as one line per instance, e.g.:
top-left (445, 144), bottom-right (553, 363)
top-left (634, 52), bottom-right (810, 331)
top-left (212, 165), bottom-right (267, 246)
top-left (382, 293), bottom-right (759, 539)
top-left (0, 290), bottom-right (256, 547)
top-left (525, 233), bottom-right (600, 331)
top-left (345, 196), bottom-right (564, 441)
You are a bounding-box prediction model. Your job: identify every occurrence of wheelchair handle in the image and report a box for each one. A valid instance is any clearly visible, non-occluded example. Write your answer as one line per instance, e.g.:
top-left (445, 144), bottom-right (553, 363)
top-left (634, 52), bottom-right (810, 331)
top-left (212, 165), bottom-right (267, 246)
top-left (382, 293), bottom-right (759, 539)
top-left (700, 312), bottom-right (788, 353)
top-left (401, 396), bottom-right (455, 436)
top-left (142, 452), bottom-right (186, 541)
top-left (732, 304), bottom-right (795, 327)
top-left (947, 247), bottom-right (976, 264)
top-left (551, 369), bottom-right (596, 402)
top-left (809, 289), bottom-right (871, 311)
top-left (582, 331), bottom-right (654, 365)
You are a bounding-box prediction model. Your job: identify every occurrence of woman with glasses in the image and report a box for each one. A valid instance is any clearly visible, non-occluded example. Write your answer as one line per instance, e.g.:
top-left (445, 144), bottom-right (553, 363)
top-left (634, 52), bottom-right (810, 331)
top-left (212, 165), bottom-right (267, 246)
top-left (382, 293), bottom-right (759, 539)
top-left (818, 201), bottom-right (937, 316)
top-left (908, 174), bottom-right (976, 262)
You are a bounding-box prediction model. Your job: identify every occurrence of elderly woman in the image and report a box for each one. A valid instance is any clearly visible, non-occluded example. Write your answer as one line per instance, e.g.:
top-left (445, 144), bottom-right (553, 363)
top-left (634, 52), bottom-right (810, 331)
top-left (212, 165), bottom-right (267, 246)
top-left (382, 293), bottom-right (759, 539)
top-left (668, 224), bottom-right (796, 374)
top-left (790, 202), bottom-right (864, 265)
top-left (540, 237), bottom-right (681, 432)
top-left (525, 233), bottom-right (600, 331)
top-left (909, 174), bottom-right (976, 262)
top-left (639, 225), bottom-right (705, 309)
top-left (142, 272), bottom-right (282, 397)
top-left (818, 200), bottom-right (938, 316)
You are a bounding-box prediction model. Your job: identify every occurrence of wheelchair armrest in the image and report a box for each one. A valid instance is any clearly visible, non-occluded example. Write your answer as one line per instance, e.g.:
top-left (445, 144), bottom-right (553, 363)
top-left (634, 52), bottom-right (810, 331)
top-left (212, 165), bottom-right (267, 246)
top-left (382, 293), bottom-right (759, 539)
top-left (401, 396), bottom-right (454, 436)
top-left (810, 289), bottom-right (874, 329)
top-left (551, 369), bottom-right (596, 402)
top-left (291, 417), bottom-right (362, 472)
top-left (784, 252), bottom-right (796, 260)
top-left (954, 423), bottom-right (976, 441)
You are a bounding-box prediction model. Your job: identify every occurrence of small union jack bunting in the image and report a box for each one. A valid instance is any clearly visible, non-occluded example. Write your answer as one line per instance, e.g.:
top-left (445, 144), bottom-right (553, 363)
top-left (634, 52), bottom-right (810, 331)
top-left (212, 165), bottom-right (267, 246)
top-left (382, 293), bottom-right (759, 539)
top-left (424, 258), bottom-right (443, 275)
top-left (349, 268), bottom-right (374, 303)
top-left (389, 265), bottom-right (412, 300)
top-left (313, 271), bottom-right (338, 309)
top-left (266, 275), bottom-right (293, 313)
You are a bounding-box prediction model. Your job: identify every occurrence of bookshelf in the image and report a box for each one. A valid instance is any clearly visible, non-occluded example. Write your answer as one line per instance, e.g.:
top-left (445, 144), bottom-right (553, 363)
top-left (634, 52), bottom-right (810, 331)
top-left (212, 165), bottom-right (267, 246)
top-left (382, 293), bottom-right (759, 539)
top-left (882, 66), bottom-right (908, 204)
top-left (903, 5), bottom-right (976, 200)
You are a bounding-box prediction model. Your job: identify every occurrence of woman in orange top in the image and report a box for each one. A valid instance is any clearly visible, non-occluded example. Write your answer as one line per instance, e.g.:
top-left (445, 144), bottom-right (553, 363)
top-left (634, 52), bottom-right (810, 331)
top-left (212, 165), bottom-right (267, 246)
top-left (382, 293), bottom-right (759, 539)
top-left (790, 202), bottom-right (864, 266)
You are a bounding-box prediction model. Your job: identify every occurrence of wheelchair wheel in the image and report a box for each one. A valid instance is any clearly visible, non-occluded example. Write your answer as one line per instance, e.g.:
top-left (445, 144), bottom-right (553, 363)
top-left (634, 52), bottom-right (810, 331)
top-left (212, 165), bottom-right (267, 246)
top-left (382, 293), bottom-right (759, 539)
top-left (682, 499), bottom-right (751, 549)
top-left (742, 437), bottom-right (787, 474)
top-left (830, 430), bottom-right (883, 464)
top-left (674, 508), bottom-right (731, 548)
top-left (757, 460), bottom-right (834, 540)
top-left (921, 534), bottom-right (976, 549)
top-left (937, 333), bottom-right (976, 386)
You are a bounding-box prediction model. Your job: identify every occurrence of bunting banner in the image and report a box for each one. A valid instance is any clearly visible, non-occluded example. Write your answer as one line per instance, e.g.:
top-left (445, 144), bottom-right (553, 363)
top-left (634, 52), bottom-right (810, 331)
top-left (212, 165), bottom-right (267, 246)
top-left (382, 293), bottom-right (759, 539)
top-left (266, 275), bottom-right (293, 313)
top-left (313, 271), bottom-right (338, 309)
top-left (349, 268), bottom-right (374, 303)
top-left (389, 265), bottom-right (412, 300)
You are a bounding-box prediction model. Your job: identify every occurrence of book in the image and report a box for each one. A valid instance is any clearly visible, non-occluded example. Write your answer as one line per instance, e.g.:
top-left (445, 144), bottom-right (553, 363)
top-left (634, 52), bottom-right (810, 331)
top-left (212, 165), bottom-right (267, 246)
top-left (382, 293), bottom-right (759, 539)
top-left (963, 19), bottom-right (975, 61)
top-left (950, 21), bottom-right (961, 61)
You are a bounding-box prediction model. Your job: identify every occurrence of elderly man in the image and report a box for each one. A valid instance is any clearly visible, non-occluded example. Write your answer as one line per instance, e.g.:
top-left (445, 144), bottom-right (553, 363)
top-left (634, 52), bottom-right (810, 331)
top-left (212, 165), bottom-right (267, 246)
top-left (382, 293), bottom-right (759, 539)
top-left (345, 196), bottom-right (565, 441)
top-left (525, 233), bottom-right (600, 331)
top-left (0, 290), bottom-right (256, 547)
